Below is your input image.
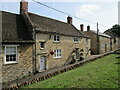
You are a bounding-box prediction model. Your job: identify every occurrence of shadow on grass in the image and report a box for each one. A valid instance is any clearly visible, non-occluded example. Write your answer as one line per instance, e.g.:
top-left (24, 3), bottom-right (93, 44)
top-left (114, 62), bottom-right (120, 64)
top-left (116, 57), bottom-right (120, 58)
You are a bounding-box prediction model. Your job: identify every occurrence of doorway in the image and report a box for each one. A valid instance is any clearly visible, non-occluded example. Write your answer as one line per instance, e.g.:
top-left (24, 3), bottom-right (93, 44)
top-left (39, 56), bottom-right (46, 72)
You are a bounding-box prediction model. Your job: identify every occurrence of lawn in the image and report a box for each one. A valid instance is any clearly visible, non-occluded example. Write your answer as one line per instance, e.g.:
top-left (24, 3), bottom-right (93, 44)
top-left (22, 54), bottom-right (119, 88)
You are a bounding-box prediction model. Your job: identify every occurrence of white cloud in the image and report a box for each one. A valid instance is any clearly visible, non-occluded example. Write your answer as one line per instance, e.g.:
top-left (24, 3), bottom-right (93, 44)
top-left (76, 4), bottom-right (100, 18)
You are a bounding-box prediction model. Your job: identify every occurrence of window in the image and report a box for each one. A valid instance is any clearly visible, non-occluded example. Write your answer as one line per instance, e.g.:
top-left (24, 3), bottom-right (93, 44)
top-left (54, 49), bottom-right (62, 58)
top-left (4, 45), bottom-right (18, 64)
top-left (102, 43), bottom-right (104, 49)
top-left (74, 37), bottom-right (79, 43)
top-left (40, 42), bottom-right (45, 49)
top-left (54, 35), bottom-right (60, 42)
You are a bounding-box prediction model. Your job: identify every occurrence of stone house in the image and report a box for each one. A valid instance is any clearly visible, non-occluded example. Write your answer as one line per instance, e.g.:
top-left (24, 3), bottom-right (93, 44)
top-left (104, 30), bottom-right (120, 50)
top-left (0, 11), bottom-right (34, 83)
top-left (28, 13), bottom-right (91, 72)
top-left (84, 26), bottom-right (111, 55)
top-left (0, 0), bottom-right (91, 83)
top-left (24, 5), bottom-right (91, 72)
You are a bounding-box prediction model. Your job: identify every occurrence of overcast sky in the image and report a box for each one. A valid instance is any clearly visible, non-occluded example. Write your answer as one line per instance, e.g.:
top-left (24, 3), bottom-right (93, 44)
top-left (0, 0), bottom-right (119, 32)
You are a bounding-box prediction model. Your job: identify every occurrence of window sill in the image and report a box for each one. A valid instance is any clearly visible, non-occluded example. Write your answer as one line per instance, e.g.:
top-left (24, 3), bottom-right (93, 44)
top-left (40, 48), bottom-right (45, 50)
top-left (74, 42), bottom-right (79, 44)
top-left (54, 57), bottom-right (62, 59)
top-left (53, 41), bottom-right (60, 43)
top-left (4, 62), bottom-right (18, 65)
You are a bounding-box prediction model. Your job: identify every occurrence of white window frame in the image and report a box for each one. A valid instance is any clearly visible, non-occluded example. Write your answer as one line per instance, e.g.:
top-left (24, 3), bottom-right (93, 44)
top-left (74, 37), bottom-right (79, 43)
top-left (4, 45), bottom-right (18, 64)
top-left (54, 35), bottom-right (60, 42)
top-left (54, 49), bottom-right (62, 58)
top-left (40, 42), bottom-right (45, 49)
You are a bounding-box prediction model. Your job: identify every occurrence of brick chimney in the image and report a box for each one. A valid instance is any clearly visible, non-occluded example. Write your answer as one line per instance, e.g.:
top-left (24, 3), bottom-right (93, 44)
top-left (87, 25), bottom-right (90, 31)
top-left (80, 24), bottom-right (84, 32)
top-left (20, 0), bottom-right (28, 14)
top-left (67, 16), bottom-right (72, 24)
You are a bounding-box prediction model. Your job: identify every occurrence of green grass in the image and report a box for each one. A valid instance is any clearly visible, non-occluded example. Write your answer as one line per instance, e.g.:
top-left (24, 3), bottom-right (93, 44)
top-left (22, 54), bottom-right (119, 88)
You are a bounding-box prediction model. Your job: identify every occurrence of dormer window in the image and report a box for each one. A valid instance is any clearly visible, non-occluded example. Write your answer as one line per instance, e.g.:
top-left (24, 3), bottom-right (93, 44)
top-left (74, 37), bottom-right (79, 43)
top-left (54, 35), bottom-right (60, 42)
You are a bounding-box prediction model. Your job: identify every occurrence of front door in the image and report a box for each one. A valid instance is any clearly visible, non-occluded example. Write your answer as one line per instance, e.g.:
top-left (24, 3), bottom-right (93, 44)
top-left (75, 48), bottom-right (79, 60)
top-left (40, 56), bottom-right (46, 72)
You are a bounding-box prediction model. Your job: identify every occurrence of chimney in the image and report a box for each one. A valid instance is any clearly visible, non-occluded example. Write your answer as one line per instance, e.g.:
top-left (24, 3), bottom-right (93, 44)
top-left (80, 24), bottom-right (84, 32)
top-left (20, 0), bottom-right (28, 14)
top-left (67, 16), bottom-right (72, 24)
top-left (87, 25), bottom-right (90, 31)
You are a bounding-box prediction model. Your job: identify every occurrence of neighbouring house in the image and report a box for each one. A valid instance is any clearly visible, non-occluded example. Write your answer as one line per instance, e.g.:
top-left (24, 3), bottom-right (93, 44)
top-left (0, 11), bottom-right (34, 83)
top-left (28, 13), bottom-right (91, 72)
top-left (104, 30), bottom-right (120, 50)
top-left (84, 26), bottom-right (111, 55)
top-left (0, 0), bottom-right (91, 83)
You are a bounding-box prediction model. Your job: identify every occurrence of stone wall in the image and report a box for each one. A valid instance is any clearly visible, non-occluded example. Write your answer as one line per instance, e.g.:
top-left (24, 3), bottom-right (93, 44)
top-left (1, 44), bottom-right (33, 83)
top-left (35, 33), bottom-right (91, 71)
top-left (99, 36), bottom-right (111, 54)
top-left (115, 37), bottom-right (119, 49)
top-left (118, 38), bottom-right (120, 48)
top-left (84, 31), bottom-right (98, 54)
top-left (84, 31), bottom-right (113, 54)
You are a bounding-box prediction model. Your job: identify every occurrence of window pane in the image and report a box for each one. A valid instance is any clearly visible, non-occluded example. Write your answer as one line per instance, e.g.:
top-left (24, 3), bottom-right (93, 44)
top-left (57, 36), bottom-right (59, 41)
top-left (13, 57), bottom-right (16, 61)
top-left (74, 37), bottom-right (78, 42)
top-left (54, 36), bottom-right (60, 42)
top-left (10, 55), bottom-right (13, 61)
top-left (54, 49), bottom-right (62, 58)
top-left (54, 36), bottom-right (56, 41)
top-left (40, 42), bottom-right (45, 48)
top-left (6, 47), bottom-right (16, 54)
top-left (6, 55), bottom-right (9, 62)
top-left (5, 46), bottom-right (17, 63)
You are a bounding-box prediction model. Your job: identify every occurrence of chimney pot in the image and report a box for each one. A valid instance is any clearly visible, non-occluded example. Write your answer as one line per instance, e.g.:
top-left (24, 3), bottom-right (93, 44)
top-left (20, 0), bottom-right (28, 14)
top-left (67, 16), bottom-right (72, 24)
top-left (80, 24), bottom-right (84, 32)
top-left (87, 25), bottom-right (90, 31)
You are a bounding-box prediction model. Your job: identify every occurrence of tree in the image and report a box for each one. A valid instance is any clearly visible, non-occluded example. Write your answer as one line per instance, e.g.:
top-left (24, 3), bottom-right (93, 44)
top-left (110, 24), bottom-right (120, 36)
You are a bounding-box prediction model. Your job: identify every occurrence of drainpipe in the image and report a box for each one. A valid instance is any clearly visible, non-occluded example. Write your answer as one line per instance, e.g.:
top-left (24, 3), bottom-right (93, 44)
top-left (33, 28), bottom-right (37, 74)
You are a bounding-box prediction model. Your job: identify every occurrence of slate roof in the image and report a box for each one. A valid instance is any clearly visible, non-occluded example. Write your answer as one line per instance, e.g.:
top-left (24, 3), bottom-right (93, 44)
top-left (91, 30), bottom-right (111, 38)
top-left (1, 11), bottom-right (34, 43)
top-left (27, 12), bottom-right (84, 37)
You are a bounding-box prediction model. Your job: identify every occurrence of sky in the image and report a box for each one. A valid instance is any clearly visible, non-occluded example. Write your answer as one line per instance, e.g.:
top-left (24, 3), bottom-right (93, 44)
top-left (0, 0), bottom-right (119, 32)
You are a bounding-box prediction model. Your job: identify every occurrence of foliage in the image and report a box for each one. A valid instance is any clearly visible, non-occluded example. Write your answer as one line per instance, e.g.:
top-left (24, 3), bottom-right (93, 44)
top-left (109, 24), bottom-right (120, 36)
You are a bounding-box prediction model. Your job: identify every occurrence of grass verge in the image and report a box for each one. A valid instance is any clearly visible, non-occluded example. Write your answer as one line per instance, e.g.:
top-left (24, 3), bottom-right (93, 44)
top-left (21, 54), bottom-right (119, 88)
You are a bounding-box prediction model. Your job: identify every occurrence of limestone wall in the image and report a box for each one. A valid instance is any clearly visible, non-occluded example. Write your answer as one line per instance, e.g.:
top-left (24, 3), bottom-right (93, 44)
top-left (2, 44), bottom-right (33, 83)
top-left (35, 33), bottom-right (91, 71)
